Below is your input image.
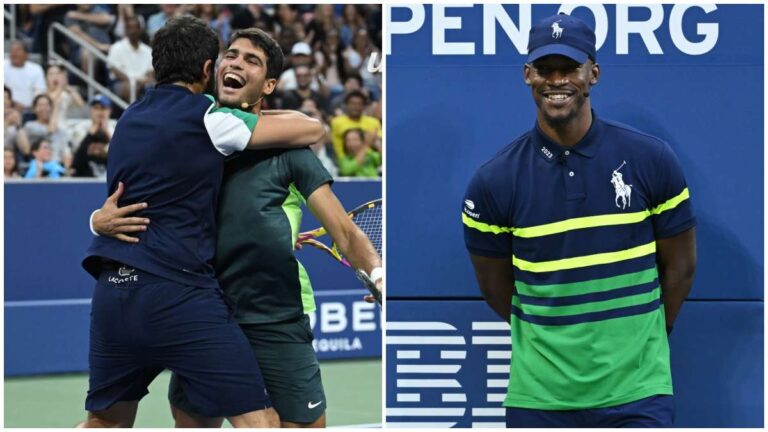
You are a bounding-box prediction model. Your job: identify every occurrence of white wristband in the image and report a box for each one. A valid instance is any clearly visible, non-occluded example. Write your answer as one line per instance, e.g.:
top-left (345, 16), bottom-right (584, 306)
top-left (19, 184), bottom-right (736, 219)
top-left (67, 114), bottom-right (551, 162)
top-left (89, 209), bottom-right (101, 236)
top-left (369, 267), bottom-right (384, 282)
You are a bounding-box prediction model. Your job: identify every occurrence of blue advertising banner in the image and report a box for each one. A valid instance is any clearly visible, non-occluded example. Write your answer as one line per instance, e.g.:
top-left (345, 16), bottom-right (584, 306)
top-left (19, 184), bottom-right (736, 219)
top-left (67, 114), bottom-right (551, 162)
top-left (4, 180), bottom-right (381, 376)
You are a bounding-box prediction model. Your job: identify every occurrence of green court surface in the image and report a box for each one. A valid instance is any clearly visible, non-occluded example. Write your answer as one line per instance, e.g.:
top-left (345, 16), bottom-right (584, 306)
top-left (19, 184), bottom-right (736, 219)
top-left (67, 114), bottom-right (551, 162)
top-left (4, 359), bottom-right (381, 428)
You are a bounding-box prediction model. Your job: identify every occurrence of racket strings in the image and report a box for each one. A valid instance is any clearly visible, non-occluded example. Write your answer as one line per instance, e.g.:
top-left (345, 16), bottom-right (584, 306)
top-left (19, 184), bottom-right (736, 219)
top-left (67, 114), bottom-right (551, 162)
top-left (351, 204), bottom-right (382, 256)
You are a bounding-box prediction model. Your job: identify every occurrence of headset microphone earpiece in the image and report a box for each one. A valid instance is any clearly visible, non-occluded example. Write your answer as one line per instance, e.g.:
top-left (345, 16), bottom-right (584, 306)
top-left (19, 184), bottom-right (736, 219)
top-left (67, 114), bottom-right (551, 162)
top-left (240, 96), bottom-right (264, 110)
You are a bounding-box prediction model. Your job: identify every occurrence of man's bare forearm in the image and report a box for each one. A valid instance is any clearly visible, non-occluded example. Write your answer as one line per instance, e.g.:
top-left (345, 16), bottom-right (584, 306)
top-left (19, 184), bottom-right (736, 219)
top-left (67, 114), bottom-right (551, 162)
top-left (335, 225), bottom-right (381, 275)
top-left (470, 254), bottom-right (515, 322)
top-left (656, 228), bottom-right (696, 331)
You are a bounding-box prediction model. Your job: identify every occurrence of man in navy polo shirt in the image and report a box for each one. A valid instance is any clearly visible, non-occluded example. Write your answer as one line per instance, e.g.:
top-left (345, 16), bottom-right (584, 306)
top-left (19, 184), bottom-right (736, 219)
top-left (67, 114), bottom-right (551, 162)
top-left (463, 13), bottom-right (696, 428)
top-left (79, 17), bottom-right (323, 428)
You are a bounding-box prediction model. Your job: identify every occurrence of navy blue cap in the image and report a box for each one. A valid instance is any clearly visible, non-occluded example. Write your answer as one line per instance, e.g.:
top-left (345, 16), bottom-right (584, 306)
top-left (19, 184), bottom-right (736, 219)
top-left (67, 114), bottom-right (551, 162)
top-left (527, 13), bottom-right (596, 64)
top-left (89, 94), bottom-right (112, 107)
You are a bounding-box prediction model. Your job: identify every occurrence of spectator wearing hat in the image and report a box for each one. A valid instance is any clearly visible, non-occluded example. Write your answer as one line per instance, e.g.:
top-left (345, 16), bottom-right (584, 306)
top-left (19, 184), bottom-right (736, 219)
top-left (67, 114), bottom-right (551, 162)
top-left (3, 40), bottom-right (46, 111)
top-left (278, 41), bottom-right (321, 92)
top-left (70, 95), bottom-right (114, 154)
top-left (107, 16), bottom-right (154, 101)
top-left (330, 90), bottom-right (380, 158)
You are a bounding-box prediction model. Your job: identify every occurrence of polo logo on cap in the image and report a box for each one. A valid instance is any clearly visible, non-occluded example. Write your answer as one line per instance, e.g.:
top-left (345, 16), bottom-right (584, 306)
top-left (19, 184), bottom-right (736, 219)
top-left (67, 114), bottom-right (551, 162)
top-left (551, 20), bottom-right (564, 39)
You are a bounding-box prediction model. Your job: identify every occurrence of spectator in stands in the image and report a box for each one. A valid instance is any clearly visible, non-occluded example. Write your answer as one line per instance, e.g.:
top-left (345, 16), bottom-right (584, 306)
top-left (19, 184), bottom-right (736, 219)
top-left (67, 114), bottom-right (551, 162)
top-left (330, 90), bottom-right (381, 158)
top-left (107, 16), bottom-right (154, 101)
top-left (5, 147), bottom-right (21, 179)
top-left (231, 5), bottom-right (274, 33)
top-left (307, 4), bottom-right (339, 48)
top-left (29, 5), bottom-right (72, 64)
top-left (337, 128), bottom-right (381, 177)
top-left (70, 94), bottom-right (113, 157)
top-left (300, 98), bottom-right (338, 177)
top-left (330, 73), bottom-right (365, 115)
top-left (4, 41), bottom-right (46, 110)
top-left (24, 138), bottom-right (66, 179)
top-left (46, 64), bottom-right (85, 125)
top-left (72, 129), bottom-right (108, 178)
top-left (191, 4), bottom-right (232, 47)
top-left (20, 94), bottom-right (71, 167)
top-left (113, 5), bottom-right (140, 40)
top-left (316, 28), bottom-right (345, 95)
top-left (340, 5), bottom-right (366, 47)
top-left (350, 28), bottom-right (381, 100)
top-left (274, 4), bottom-right (300, 34)
top-left (4, 87), bottom-right (28, 155)
top-left (281, 65), bottom-right (329, 112)
top-left (146, 4), bottom-right (181, 38)
top-left (278, 41), bottom-right (318, 92)
top-left (64, 4), bottom-right (115, 72)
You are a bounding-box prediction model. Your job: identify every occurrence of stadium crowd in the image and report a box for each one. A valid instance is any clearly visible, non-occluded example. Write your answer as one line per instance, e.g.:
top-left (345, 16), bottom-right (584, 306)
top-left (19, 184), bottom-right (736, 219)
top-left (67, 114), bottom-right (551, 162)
top-left (4, 4), bottom-right (382, 180)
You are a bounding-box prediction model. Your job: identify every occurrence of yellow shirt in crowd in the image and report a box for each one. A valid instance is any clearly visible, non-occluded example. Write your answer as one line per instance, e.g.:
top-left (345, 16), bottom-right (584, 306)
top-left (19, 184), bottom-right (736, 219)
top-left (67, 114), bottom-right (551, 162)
top-left (330, 115), bottom-right (382, 157)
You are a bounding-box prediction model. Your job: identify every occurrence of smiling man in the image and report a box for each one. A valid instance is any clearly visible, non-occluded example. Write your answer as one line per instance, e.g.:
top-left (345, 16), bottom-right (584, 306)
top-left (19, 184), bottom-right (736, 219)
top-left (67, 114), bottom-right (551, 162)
top-left (81, 17), bottom-right (323, 428)
top-left (93, 27), bottom-right (382, 429)
top-left (462, 13), bottom-right (696, 428)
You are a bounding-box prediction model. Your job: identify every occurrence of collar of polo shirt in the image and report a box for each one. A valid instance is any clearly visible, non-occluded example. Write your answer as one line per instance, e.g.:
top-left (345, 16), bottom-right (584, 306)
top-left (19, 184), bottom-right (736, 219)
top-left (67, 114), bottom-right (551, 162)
top-left (533, 110), bottom-right (604, 163)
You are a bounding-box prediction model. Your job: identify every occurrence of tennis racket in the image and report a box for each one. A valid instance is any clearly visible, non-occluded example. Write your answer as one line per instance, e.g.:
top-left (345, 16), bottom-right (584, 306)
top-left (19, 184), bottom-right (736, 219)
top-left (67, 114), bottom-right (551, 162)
top-left (298, 199), bottom-right (383, 305)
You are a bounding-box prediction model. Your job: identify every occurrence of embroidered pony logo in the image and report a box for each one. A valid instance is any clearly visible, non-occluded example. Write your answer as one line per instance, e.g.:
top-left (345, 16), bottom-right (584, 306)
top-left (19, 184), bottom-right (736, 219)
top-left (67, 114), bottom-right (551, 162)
top-left (611, 161), bottom-right (632, 209)
top-left (552, 21), bottom-right (564, 39)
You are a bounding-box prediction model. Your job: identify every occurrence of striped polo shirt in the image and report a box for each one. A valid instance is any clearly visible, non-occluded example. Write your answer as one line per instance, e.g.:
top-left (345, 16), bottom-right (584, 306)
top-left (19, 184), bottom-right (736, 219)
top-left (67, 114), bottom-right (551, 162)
top-left (463, 112), bottom-right (695, 410)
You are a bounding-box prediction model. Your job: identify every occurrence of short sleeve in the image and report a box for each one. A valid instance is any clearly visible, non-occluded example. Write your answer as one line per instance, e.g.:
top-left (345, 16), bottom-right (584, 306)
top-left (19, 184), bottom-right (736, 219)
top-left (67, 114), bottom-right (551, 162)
top-left (285, 148), bottom-right (333, 198)
top-left (649, 143), bottom-right (696, 238)
top-left (203, 97), bottom-right (259, 156)
top-left (462, 170), bottom-right (513, 258)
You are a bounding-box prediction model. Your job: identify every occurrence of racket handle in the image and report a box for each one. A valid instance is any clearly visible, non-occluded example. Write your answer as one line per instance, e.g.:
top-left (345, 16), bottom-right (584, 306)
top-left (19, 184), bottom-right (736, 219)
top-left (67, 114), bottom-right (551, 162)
top-left (355, 269), bottom-right (383, 306)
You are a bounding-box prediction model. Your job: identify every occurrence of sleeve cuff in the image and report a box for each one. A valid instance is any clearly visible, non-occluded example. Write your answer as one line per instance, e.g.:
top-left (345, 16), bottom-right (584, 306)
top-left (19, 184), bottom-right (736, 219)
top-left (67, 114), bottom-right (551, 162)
top-left (89, 209), bottom-right (101, 236)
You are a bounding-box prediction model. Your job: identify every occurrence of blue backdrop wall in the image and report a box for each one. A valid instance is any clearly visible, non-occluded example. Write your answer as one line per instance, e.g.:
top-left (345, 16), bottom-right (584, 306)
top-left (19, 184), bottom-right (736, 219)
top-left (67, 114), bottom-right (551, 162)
top-left (386, 4), bottom-right (762, 428)
top-left (5, 180), bottom-right (381, 376)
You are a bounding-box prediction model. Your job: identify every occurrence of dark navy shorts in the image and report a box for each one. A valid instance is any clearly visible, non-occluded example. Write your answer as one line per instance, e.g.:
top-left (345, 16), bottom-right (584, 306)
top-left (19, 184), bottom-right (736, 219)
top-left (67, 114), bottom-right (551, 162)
top-left (86, 266), bottom-right (271, 417)
top-left (506, 395), bottom-right (675, 428)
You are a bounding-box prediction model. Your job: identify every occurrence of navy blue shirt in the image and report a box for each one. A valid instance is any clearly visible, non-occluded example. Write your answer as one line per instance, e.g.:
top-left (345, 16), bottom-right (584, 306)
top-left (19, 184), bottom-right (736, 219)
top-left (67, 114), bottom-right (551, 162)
top-left (84, 84), bottom-right (258, 289)
top-left (462, 112), bottom-right (695, 409)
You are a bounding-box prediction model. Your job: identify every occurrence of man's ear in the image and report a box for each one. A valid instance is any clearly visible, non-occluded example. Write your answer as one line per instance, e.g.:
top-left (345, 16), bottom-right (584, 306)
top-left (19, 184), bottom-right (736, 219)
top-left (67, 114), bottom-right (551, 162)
top-left (202, 59), bottom-right (214, 86)
top-left (523, 64), bottom-right (532, 86)
top-left (262, 78), bottom-right (278, 96)
top-left (590, 61), bottom-right (600, 86)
